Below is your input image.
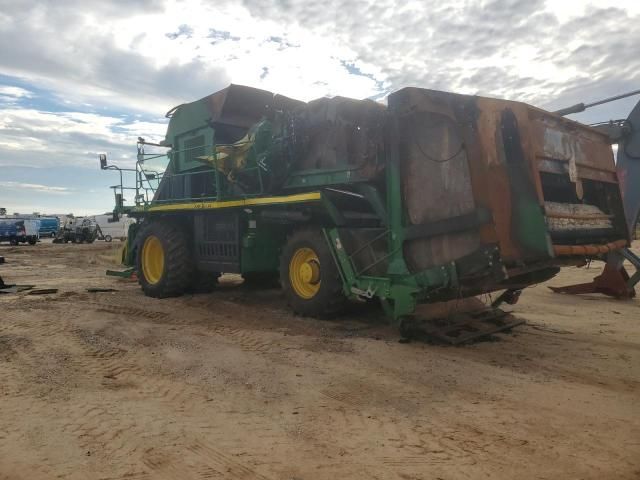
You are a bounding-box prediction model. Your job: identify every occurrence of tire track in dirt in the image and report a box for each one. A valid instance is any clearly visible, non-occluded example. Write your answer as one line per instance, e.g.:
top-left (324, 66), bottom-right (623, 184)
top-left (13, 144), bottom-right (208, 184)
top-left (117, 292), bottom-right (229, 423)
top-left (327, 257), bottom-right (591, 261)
top-left (90, 303), bottom-right (170, 321)
top-left (60, 326), bottom-right (241, 477)
top-left (320, 375), bottom-right (418, 414)
top-left (93, 472), bottom-right (150, 480)
top-left (63, 302), bottom-right (320, 480)
top-left (70, 326), bottom-right (145, 380)
top-left (0, 308), bottom-right (156, 477)
top-left (0, 297), bottom-right (521, 478)
top-left (52, 330), bottom-right (185, 475)
top-left (88, 293), bottom-right (300, 359)
top-left (0, 310), bottom-right (75, 401)
top-left (210, 326), bottom-right (289, 355)
top-left (187, 441), bottom-right (273, 480)
top-left (141, 441), bottom-right (273, 480)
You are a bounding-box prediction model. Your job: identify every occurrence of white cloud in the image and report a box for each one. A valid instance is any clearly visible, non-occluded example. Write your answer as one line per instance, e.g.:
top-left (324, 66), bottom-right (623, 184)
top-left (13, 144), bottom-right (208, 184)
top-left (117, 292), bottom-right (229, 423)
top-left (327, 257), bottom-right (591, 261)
top-left (0, 86), bottom-right (34, 106)
top-left (0, 0), bottom-right (389, 114)
top-left (1, 0), bottom-right (639, 116)
top-left (0, 181), bottom-right (71, 194)
top-left (0, 106), bottom-right (167, 167)
top-left (0, 86), bottom-right (32, 98)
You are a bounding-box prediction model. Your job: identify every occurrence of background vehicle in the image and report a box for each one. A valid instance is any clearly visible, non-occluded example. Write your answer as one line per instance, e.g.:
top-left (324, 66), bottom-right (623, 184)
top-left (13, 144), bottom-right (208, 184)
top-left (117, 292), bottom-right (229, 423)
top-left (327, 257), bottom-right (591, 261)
top-left (38, 217), bottom-right (60, 238)
top-left (101, 84), bottom-right (630, 331)
top-left (90, 214), bottom-right (135, 242)
top-left (0, 218), bottom-right (40, 245)
top-left (53, 216), bottom-right (100, 244)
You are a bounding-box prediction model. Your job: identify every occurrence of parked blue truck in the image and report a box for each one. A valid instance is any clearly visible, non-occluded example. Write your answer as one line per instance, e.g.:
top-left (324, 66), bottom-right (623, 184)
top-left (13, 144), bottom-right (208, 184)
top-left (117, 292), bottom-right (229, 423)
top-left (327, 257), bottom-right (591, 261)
top-left (0, 218), bottom-right (40, 245)
top-left (38, 217), bottom-right (60, 237)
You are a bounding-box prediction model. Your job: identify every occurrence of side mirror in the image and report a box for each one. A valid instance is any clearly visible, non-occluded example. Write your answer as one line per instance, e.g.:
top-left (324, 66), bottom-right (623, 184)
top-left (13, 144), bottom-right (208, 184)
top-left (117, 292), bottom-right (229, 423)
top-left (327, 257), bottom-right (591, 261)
top-left (99, 154), bottom-right (107, 169)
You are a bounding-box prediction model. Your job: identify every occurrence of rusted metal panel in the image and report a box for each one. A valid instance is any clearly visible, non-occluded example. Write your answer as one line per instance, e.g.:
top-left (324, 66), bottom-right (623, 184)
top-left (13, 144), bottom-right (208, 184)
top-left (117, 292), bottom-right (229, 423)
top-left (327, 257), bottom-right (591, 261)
top-left (552, 239), bottom-right (627, 256)
top-left (470, 99), bottom-right (510, 248)
top-left (389, 88), bottom-right (554, 269)
top-left (537, 159), bottom-right (618, 184)
top-left (531, 111), bottom-right (615, 171)
top-left (389, 88), bottom-right (481, 270)
top-left (390, 87), bottom-right (627, 272)
top-left (529, 110), bottom-right (616, 205)
top-left (475, 98), bottom-right (554, 261)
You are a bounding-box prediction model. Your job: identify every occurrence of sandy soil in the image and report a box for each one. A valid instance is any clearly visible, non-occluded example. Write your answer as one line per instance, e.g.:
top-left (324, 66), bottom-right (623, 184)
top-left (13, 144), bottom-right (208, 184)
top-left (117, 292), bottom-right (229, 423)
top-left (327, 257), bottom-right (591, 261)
top-left (0, 240), bottom-right (638, 480)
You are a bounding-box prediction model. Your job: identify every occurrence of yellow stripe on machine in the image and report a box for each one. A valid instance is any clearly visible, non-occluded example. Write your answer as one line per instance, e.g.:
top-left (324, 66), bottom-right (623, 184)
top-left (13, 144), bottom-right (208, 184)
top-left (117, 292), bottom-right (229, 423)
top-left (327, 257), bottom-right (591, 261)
top-left (141, 191), bottom-right (322, 212)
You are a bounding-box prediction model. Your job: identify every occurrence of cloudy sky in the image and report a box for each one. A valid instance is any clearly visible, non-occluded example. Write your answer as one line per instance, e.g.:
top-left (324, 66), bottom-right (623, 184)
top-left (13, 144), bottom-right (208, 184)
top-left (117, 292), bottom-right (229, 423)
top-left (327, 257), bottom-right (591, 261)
top-left (1, 0), bottom-right (639, 215)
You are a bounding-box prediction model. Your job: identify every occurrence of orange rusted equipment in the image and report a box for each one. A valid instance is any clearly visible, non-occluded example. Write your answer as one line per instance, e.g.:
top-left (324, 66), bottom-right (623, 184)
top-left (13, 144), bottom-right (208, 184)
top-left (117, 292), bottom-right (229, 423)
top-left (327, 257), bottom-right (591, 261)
top-left (550, 92), bottom-right (640, 299)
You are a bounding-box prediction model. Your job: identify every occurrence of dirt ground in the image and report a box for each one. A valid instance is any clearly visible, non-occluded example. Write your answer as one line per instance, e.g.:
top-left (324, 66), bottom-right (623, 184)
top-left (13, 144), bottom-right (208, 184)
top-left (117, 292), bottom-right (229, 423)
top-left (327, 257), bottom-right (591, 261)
top-left (0, 240), bottom-right (638, 480)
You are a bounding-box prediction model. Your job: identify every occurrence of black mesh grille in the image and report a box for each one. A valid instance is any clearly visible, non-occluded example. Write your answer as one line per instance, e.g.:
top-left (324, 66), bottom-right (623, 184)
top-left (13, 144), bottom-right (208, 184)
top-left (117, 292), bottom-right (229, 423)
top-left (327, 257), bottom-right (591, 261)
top-left (193, 213), bottom-right (240, 273)
top-left (184, 135), bottom-right (205, 165)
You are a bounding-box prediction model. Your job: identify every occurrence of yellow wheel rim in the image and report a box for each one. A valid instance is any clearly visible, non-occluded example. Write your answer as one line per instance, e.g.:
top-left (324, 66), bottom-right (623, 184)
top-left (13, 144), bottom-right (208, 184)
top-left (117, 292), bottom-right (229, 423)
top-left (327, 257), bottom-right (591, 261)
top-left (141, 235), bottom-right (165, 285)
top-left (289, 247), bottom-right (321, 299)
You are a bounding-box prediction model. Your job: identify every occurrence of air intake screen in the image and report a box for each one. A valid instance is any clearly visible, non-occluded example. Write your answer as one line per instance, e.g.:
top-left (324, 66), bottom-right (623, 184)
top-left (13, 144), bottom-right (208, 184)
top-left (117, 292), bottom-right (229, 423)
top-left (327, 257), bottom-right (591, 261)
top-left (183, 135), bottom-right (205, 166)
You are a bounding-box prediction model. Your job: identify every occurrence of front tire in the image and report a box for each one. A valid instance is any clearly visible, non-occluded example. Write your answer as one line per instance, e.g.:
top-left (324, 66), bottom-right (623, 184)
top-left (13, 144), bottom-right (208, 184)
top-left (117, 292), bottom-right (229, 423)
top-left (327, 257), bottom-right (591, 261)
top-left (104, 235), bottom-right (113, 242)
top-left (280, 229), bottom-right (347, 317)
top-left (136, 221), bottom-right (193, 298)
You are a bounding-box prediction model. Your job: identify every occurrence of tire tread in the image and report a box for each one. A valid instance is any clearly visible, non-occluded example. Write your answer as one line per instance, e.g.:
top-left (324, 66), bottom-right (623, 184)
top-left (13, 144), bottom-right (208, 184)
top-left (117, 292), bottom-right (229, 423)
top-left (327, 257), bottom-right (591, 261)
top-left (136, 221), bottom-right (193, 298)
top-left (279, 228), bottom-right (347, 318)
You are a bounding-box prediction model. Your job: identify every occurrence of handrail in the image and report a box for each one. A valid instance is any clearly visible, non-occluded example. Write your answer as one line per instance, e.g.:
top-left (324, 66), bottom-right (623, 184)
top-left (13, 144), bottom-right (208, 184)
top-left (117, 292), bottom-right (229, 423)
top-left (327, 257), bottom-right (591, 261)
top-left (128, 136), bottom-right (268, 208)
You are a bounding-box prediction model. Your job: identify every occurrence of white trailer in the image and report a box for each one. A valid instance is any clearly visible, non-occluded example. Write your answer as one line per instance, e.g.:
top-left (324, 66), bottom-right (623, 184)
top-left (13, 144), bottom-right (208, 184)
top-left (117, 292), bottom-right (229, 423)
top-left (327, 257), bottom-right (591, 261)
top-left (90, 214), bottom-right (135, 242)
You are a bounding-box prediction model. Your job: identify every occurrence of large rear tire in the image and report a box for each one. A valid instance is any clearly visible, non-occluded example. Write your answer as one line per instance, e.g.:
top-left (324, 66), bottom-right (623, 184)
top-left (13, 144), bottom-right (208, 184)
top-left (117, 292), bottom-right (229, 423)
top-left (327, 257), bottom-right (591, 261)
top-left (136, 221), bottom-right (194, 298)
top-left (280, 229), bottom-right (347, 317)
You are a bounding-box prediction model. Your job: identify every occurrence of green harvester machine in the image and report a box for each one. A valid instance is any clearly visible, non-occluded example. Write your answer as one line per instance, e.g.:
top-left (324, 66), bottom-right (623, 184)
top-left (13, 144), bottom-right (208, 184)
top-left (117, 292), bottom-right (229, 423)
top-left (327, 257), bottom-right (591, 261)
top-left (101, 84), bottom-right (632, 338)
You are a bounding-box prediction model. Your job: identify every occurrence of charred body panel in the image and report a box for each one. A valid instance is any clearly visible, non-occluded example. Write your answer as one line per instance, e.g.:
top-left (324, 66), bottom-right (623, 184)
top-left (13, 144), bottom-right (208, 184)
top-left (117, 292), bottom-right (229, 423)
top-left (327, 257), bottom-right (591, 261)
top-left (288, 96), bottom-right (386, 181)
top-left (388, 88), bottom-right (628, 268)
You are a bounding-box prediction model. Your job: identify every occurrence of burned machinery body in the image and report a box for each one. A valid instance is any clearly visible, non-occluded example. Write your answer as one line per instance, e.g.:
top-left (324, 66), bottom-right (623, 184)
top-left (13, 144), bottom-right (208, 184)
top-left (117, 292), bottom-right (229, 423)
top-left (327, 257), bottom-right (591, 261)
top-left (110, 84), bottom-right (630, 325)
